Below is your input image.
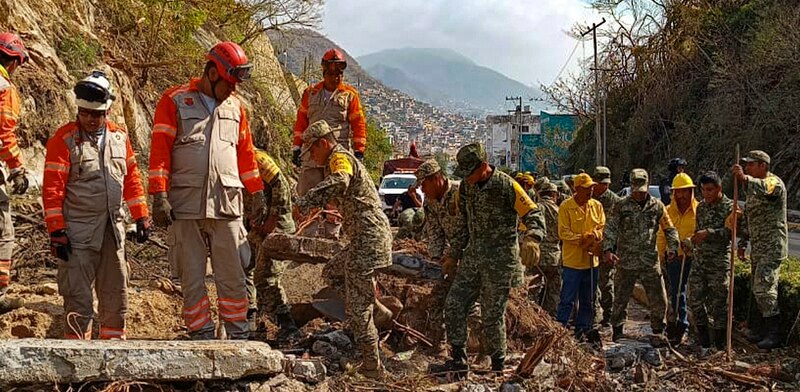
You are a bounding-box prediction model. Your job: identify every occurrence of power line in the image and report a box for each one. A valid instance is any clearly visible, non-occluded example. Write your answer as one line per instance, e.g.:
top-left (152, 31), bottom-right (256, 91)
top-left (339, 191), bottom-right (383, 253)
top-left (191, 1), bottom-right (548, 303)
top-left (550, 39), bottom-right (581, 87)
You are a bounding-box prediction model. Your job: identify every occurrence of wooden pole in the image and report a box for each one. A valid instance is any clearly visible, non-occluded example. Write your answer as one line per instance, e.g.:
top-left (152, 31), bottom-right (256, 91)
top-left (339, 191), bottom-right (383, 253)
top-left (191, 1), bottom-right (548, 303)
top-left (726, 144), bottom-right (740, 359)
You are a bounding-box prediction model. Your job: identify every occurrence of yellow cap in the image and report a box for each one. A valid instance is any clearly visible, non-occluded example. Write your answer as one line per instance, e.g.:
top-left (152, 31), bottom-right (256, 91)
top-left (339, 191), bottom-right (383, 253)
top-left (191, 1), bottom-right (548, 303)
top-left (573, 173), bottom-right (596, 188)
top-left (671, 173), bottom-right (695, 190)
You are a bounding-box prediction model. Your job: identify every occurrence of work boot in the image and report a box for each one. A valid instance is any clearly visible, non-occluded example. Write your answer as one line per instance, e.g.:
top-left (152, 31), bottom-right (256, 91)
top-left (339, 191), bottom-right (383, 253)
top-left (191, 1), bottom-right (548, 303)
top-left (612, 325), bottom-right (624, 342)
top-left (190, 329), bottom-right (215, 340)
top-left (756, 316), bottom-right (782, 350)
top-left (712, 328), bottom-right (726, 350)
top-left (275, 311), bottom-right (302, 342)
top-left (359, 347), bottom-right (385, 379)
top-left (0, 294), bottom-right (22, 314)
top-left (490, 355), bottom-right (505, 372)
top-left (667, 323), bottom-right (687, 346)
top-left (695, 325), bottom-right (711, 348)
top-left (373, 301), bottom-right (394, 330)
top-left (247, 309), bottom-right (258, 333)
top-left (428, 345), bottom-right (469, 380)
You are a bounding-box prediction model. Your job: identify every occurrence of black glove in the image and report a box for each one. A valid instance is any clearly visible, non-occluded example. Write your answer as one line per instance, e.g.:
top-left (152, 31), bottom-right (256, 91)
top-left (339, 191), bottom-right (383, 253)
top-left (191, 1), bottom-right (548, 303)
top-left (49, 230), bottom-right (71, 261)
top-left (153, 193), bottom-right (174, 227)
top-left (7, 167), bottom-right (29, 195)
top-left (292, 149), bottom-right (302, 167)
top-left (136, 218), bottom-right (151, 244)
top-left (354, 151), bottom-right (364, 161)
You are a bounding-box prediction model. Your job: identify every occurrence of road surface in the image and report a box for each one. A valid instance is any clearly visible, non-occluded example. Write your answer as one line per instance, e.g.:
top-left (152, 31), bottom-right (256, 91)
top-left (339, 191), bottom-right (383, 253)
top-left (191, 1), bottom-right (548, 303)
top-left (790, 232), bottom-right (800, 258)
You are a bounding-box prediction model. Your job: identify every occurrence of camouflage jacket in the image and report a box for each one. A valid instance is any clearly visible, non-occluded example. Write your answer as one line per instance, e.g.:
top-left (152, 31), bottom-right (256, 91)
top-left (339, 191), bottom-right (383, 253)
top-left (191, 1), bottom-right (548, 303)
top-left (296, 144), bottom-right (392, 268)
top-left (594, 188), bottom-right (622, 219)
top-left (448, 169), bottom-right (546, 274)
top-left (603, 194), bottom-right (679, 269)
top-left (695, 195), bottom-right (733, 263)
top-left (424, 180), bottom-right (461, 259)
top-left (243, 160), bottom-right (294, 234)
top-left (527, 188), bottom-right (538, 203)
top-left (739, 172), bottom-right (788, 260)
top-left (538, 195), bottom-right (561, 267)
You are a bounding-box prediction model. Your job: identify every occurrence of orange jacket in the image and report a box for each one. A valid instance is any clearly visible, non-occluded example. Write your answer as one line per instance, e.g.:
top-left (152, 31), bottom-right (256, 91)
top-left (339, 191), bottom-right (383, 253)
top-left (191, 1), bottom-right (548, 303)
top-left (292, 82), bottom-right (367, 153)
top-left (0, 70), bottom-right (23, 170)
top-left (148, 78), bottom-right (263, 197)
top-left (43, 121), bottom-right (148, 233)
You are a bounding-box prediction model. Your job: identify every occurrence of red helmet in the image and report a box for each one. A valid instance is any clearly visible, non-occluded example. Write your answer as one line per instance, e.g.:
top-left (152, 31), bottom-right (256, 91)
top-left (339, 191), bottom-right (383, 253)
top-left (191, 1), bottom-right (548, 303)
top-left (0, 32), bottom-right (29, 65)
top-left (321, 49), bottom-right (347, 72)
top-left (206, 41), bottom-right (252, 83)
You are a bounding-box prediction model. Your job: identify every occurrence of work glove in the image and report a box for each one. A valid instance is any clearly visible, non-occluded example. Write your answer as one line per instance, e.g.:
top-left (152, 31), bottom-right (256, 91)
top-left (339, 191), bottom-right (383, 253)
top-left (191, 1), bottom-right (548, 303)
top-left (136, 218), bottom-right (151, 244)
top-left (249, 190), bottom-right (268, 226)
top-left (152, 193), bottom-right (174, 228)
top-left (520, 236), bottom-right (541, 268)
top-left (442, 255), bottom-right (458, 279)
top-left (292, 149), bottom-right (302, 167)
top-left (7, 167), bottom-right (29, 195)
top-left (49, 230), bottom-right (71, 261)
top-left (354, 151), bottom-right (364, 161)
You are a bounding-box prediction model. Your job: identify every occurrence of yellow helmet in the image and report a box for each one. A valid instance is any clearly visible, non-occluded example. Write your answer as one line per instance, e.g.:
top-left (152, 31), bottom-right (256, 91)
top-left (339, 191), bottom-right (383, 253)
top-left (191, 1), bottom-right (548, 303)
top-left (524, 175), bottom-right (535, 185)
top-left (671, 173), bottom-right (695, 190)
top-left (254, 149), bottom-right (280, 183)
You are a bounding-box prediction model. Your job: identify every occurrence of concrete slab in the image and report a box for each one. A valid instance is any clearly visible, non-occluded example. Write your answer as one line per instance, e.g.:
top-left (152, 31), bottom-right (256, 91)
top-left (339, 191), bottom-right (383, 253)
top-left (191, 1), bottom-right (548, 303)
top-left (0, 339), bottom-right (284, 385)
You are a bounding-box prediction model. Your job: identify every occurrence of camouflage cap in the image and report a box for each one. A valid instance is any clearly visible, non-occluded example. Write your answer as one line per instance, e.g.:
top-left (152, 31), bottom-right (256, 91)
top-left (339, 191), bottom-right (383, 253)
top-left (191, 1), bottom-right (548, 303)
top-left (414, 160), bottom-right (442, 186)
top-left (453, 143), bottom-right (486, 177)
top-left (593, 166), bottom-right (612, 184)
top-left (630, 168), bottom-right (649, 192)
top-left (741, 150), bottom-right (770, 165)
top-left (301, 120), bottom-right (336, 155)
top-left (538, 180), bottom-right (558, 193)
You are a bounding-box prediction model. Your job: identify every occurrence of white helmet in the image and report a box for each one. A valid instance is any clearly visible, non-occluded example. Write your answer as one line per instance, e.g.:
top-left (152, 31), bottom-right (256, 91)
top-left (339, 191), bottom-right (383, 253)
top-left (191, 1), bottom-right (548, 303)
top-left (74, 70), bottom-right (115, 111)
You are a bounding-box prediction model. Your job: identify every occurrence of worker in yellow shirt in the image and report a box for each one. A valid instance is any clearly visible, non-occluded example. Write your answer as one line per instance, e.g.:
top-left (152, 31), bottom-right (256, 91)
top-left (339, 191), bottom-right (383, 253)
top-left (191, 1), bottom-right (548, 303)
top-left (556, 173), bottom-right (606, 340)
top-left (656, 173), bottom-right (697, 345)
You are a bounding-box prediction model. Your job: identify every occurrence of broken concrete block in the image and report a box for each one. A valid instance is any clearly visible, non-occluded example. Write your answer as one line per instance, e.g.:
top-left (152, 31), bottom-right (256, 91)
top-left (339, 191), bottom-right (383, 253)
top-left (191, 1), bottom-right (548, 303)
top-left (289, 359), bottom-right (326, 383)
top-left (263, 233), bottom-right (343, 264)
top-left (0, 339), bottom-right (283, 385)
top-left (321, 330), bottom-right (352, 350)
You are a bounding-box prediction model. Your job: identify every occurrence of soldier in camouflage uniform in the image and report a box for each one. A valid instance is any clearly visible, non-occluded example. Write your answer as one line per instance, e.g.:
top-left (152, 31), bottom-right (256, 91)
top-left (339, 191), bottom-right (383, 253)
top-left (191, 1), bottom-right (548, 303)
top-left (430, 143), bottom-right (545, 376)
top-left (604, 169), bottom-right (679, 342)
top-left (295, 120), bottom-right (392, 377)
top-left (592, 166), bottom-right (621, 326)
top-left (395, 207), bottom-right (425, 240)
top-left (243, 149), bottom-right (299, 340)
top-left (688, 171), bottom-right (733, 349)
top-left (732, 150), bottom-right (788, 349)
top-left (533, 180), bottom-right (561, 316)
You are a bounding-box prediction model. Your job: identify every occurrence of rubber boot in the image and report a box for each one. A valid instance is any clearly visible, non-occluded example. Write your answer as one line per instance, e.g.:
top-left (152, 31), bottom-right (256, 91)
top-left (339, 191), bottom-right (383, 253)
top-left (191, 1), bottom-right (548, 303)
top-left (695, 325), bottom-right (711, 348)
top-left (756, 316), bottom-right (782, 350)
top-left (745, 315), bottom-right (764, 343)
top-left (429, 345), bottom-right (469, 380)
top-left (712, 328), bottom-right (726, 350)
top-left (491, 355), bottom-right (505, 372)
top-left (612, 325), bottom-right (624, 342)
top-left (275, 311), bottom-right (301, 342)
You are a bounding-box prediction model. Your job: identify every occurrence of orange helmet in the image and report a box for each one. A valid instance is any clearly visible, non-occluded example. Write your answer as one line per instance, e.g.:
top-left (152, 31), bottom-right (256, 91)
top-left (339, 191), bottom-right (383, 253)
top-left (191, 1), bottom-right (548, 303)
top-left (321, 48), bottom-right (347, 72)
top-left (0, 32), bottom-right (29, 65)
top-left (206, 41), bottom-right (252, 83)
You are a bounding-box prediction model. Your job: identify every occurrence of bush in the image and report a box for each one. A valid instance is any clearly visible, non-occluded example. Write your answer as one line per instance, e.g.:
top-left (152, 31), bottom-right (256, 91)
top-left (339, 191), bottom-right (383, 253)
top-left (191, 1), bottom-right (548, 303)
top-left (58, 37), bottom-right (102, 77)
top-left (733, 256), bottom-right (800, 344)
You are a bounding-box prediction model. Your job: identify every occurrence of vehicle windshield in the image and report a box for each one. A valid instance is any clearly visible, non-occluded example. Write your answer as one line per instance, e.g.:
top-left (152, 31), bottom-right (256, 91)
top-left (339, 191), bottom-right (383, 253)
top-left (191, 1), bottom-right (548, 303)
top-left (381, 177), bottom-right (416, 190)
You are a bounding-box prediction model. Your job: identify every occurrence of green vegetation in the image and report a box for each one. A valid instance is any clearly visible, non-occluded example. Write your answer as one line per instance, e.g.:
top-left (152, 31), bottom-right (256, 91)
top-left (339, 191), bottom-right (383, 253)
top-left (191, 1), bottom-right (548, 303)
top-left (57, 37), bottom-right (102, 77)
top-left (364, 120), bottom-right (393, 182)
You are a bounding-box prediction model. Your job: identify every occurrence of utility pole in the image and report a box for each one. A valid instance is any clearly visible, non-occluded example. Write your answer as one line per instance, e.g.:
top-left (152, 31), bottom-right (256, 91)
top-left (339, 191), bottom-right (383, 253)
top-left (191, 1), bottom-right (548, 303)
top-left (582, 18), bottom-right (606, 166)
top-left (506, 96), bottom-right (531, 171)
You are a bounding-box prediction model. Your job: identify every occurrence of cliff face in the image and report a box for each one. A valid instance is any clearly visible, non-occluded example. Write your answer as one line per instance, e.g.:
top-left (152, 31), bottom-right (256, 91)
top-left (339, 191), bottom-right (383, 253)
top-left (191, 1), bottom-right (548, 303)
top-left (0, 0), bottom-right (301, 187)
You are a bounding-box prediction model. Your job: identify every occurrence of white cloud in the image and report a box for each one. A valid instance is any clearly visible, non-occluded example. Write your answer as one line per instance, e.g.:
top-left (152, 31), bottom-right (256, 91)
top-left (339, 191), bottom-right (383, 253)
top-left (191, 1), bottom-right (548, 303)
top-left (322, 0), bottom-right (598, 87)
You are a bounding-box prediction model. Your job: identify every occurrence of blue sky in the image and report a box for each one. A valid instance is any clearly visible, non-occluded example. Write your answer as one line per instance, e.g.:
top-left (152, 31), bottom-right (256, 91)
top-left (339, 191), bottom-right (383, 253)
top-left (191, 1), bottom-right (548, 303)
top-left (322, 0), bottom-right (599, 88)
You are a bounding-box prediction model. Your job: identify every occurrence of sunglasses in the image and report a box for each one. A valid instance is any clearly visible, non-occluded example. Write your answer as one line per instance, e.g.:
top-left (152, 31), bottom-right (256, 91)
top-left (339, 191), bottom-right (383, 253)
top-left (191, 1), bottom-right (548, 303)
top-left (228, 64), bottom-right (253, 82)
top-left (324, 62), bottom-right (347, 73)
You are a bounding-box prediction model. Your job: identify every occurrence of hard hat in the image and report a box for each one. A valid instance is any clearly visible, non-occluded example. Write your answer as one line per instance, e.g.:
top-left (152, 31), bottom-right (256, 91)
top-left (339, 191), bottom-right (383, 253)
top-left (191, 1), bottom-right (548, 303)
top-left (74, 70), bottom-right (115, 111)
top-left (671, 172), bottom-right (695, 190)
top-left (206, 41), bottom-right (252, 84)
top-left (321, 48), bottom-right (347, 72)
top-left (0, 32), bottom-right (29, 64)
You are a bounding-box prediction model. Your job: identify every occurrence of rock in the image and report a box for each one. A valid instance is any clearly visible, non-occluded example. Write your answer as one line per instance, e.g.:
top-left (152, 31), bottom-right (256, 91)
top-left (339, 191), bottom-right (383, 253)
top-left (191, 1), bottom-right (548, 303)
top-left (246, 380), bottom-right (272, 392)
top-left (460, 384), bottom-right (492, 392)
top-left (321, 330), bottom-right (352, 350)
top-left (608, 356), bottom-right (626, 371)
top-left (0, 339), bottom-right (283, 384)
top-left (732, 360), bottom-right (753, 373)
top-left (312, 340), bottom-right (338, 357)
top-left (500, 382), bottom-right (526, 392)
top-left (289, 359), bottom-right (326, 383)
top-left (641, 348), bottom-right (662, 367)
top-left (35, 283), bottom-right (58, 296)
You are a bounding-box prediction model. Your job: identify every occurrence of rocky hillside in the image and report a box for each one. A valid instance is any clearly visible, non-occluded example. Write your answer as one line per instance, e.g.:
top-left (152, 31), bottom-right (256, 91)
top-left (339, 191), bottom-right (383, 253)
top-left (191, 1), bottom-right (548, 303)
top-left (0, 0), bottom-right (303, 187)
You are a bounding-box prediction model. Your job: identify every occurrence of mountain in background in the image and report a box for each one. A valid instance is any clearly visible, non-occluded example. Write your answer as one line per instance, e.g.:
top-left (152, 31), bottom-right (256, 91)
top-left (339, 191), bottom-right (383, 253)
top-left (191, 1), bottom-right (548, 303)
top-left (358, 47), bottom-right (543, 115)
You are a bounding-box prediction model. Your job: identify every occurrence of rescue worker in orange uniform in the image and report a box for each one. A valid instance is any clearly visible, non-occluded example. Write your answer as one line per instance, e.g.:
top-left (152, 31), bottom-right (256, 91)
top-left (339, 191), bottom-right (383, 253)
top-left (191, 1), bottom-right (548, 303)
top-left (43, 71), bottom-right (151, 339)
top-left (149, 42), bottom-right (267, 340)
top-left (0, 32), bottom-right (31, 312)
top-left (292, 49), bottom-right (367, 196)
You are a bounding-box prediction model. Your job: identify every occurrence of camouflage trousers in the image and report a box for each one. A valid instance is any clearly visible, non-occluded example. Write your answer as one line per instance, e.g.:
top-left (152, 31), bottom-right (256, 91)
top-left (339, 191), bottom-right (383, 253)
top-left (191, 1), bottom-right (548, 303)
top-left (594, 263), bottom-right (614, 324)
top-left (688, 256), bottom-right (730, 329)
top-left (428, 276), bottom-right (486, 352)
top-left (244, 217), bottom-right (296, 317)
top-left (445, 263), bottom-right (513, 358)
top-left (751, 255), bottom-right (784, 318)
top-left (322, 244), bottom-right (385, 364)
top-left (528, 265), bottom-right (561, 317)
top-left (611, 264), bottom-right (668, 333)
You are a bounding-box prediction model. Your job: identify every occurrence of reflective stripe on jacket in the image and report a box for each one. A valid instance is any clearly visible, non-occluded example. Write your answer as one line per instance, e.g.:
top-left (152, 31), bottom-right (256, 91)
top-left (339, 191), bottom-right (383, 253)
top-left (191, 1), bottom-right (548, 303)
top-left (0, 73), bottom-right (23, 171)
top-left (42, 121), bottom-right (148, 250)
top-left (148, 78), bottom-right (263, 219)
top-left (292, 82), bottom-right (366, 153)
